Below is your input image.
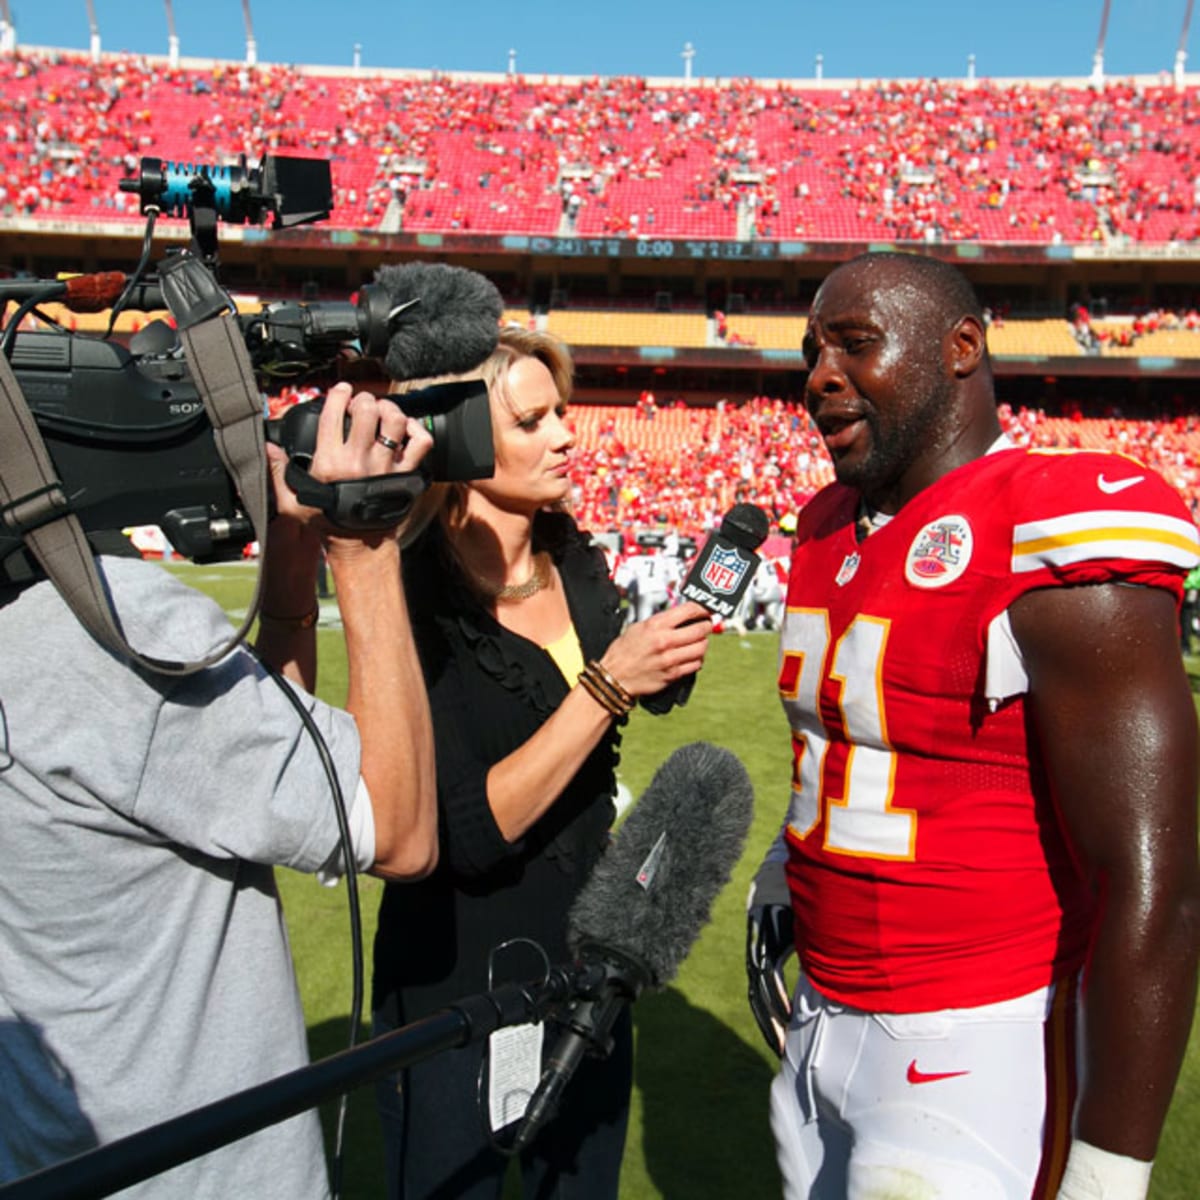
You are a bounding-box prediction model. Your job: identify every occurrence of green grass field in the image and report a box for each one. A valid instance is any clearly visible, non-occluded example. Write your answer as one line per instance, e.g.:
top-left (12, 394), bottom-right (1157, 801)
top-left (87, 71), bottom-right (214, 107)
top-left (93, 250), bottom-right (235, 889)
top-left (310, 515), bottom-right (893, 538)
top-left (173, 561), bottom-right (1200, 1199)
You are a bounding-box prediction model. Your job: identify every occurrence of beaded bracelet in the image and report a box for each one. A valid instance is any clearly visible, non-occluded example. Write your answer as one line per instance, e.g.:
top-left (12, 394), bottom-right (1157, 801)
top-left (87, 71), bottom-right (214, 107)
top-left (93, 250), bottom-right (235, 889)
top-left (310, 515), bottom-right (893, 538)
top-left (579, 669), bottom-right (630, 717)
top-left (588, 661), bottom-right (634, 709)
top-left (579, 660), bottom-right (635, 716)
top-left (257, 605), bottom-right (320, 632)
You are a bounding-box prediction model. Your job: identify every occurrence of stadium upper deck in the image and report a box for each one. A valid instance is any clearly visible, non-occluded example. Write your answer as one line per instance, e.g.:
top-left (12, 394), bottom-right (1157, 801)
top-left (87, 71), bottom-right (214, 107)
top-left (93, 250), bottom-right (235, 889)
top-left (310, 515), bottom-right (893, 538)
top-left (3, 48), bottom-right (1200, 247)
top-left (5, 47), bottom-right (1200, 395)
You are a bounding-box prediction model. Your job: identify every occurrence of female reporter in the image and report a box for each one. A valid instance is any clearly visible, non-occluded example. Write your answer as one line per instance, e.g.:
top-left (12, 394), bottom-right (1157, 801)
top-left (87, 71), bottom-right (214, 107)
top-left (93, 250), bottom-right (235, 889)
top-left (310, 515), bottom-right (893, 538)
top-left (372, 327), bottom-right (712, 1200)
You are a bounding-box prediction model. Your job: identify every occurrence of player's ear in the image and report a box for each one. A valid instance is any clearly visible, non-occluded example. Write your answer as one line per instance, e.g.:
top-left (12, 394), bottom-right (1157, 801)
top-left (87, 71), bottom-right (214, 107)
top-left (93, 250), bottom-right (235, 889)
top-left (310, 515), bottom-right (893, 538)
top-left (948, 315), bottom-right (986, 378)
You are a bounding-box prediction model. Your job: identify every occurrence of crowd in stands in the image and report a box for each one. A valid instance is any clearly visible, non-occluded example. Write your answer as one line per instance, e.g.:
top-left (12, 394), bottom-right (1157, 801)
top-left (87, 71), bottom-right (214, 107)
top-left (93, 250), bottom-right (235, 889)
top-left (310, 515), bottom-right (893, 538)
top-left (1069, 301), bottom-right (1200, 352)
top-left (5, 50), bottom-right (1200, 244)
top-left (570, 395), bottom-right (1200, 538)
top-left (263, 387), bottom-right (1200, 542)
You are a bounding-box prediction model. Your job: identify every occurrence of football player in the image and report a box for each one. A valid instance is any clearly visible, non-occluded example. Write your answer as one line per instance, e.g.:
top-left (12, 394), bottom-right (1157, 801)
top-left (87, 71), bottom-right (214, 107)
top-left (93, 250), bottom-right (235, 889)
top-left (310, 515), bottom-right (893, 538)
top-left (748, 252), bottom-right (1200, 1200)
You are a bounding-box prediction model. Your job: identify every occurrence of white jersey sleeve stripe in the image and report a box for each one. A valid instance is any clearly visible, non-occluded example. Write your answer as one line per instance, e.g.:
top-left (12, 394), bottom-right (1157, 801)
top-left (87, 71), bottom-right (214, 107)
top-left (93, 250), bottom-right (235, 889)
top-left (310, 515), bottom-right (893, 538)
top-left (1015, 508), bottom-right (1200, 540)
top-left (1013, 510), bottom-right (1200, 573)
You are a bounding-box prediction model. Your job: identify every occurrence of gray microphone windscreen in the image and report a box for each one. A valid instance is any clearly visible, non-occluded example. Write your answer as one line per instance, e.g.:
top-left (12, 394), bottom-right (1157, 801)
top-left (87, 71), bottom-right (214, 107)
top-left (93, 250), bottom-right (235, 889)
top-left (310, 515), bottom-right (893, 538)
top-left (374, 262), bottom-right (503, 381)
top-left (567, 742), bottom-right (754, 988)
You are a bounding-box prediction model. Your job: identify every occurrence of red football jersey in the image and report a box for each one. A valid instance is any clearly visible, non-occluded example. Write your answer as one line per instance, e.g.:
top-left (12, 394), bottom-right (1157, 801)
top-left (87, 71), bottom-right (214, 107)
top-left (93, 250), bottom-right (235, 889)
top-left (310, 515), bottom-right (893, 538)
top-left (779, 447), bottom-right (1199, 1012)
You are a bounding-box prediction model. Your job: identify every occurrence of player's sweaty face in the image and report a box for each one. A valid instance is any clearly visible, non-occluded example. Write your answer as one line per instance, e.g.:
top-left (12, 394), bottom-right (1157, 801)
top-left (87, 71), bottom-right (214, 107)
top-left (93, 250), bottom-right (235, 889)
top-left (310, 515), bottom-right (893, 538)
top-left (803, 264), bottom-right (951, 506)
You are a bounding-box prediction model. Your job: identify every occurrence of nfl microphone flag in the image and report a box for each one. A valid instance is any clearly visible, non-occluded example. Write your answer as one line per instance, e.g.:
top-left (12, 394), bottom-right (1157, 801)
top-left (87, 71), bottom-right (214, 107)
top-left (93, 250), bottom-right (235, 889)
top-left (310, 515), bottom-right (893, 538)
top-left (639, 503), bottom-right (770, 714)
top-left (678, 503), bottom-right (770, 619)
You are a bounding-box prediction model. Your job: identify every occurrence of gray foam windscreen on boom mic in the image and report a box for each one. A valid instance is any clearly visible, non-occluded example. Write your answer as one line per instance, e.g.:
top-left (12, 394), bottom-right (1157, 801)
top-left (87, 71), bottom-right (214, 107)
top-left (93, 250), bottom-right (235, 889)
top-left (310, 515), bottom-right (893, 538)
top-left (567, 741), bottom-right (755, 989)
top-left (374, 261), bottom-right (504, 381)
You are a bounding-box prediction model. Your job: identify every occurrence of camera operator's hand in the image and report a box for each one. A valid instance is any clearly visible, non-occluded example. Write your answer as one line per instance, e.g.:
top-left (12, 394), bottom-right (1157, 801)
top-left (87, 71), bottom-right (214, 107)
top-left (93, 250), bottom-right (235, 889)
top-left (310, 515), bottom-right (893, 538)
top-left (268, 382), bottom-right (432, 536)
top-left (595, 601), bottom-right (714, 697)
top-left (258, 383), bottom-right (431, 693)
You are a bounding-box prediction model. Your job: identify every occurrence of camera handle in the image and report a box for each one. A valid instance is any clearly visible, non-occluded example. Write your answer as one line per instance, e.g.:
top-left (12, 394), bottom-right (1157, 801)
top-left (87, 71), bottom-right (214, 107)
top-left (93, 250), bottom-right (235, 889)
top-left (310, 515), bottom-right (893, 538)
top-left (284, 460), bottom-right (429, 531)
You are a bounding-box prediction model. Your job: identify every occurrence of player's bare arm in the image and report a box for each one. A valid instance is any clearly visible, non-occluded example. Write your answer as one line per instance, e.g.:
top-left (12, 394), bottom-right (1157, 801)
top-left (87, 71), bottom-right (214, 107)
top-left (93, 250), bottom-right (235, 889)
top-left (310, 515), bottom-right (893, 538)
top-left (1011, 580), bottom-right (1200, 1162)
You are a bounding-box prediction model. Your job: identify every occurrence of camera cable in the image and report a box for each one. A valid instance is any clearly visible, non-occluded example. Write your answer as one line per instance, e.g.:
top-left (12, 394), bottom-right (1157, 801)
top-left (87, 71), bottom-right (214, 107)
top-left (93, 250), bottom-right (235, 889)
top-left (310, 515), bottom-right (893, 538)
top-left (104, 207), bottom-right (159, 339)
top-left (257, 652), bottom-right (363, 1200)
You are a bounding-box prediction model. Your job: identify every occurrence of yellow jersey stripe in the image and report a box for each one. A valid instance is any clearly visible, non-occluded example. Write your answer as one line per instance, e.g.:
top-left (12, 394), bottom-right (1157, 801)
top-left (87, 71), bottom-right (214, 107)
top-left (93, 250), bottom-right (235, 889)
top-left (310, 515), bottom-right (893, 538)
top-left (1014, 525), bottom-right (1200, 560)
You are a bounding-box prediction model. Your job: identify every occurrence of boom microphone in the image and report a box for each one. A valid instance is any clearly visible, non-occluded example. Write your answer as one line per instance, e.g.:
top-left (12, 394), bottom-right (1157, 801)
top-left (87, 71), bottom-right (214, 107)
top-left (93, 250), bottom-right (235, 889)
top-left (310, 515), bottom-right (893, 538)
top-left (374, 261), bottom-right (504, 381)
top-left (640, 503), bottom-right (771, 714)
top-left (510, 742), bottom-right (754, 1150)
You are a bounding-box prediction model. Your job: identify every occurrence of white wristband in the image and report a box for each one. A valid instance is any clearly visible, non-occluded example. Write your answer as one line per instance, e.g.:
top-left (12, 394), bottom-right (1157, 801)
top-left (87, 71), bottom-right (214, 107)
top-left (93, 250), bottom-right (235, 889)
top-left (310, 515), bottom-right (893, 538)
top-left (1056, 1140), bottom-right (1153, 1200)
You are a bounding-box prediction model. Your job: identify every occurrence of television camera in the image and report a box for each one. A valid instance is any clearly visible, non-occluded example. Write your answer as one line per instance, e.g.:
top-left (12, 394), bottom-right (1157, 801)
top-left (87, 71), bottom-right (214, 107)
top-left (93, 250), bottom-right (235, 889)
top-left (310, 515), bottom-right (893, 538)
top-left (0, 154), bottom-right (495, 583)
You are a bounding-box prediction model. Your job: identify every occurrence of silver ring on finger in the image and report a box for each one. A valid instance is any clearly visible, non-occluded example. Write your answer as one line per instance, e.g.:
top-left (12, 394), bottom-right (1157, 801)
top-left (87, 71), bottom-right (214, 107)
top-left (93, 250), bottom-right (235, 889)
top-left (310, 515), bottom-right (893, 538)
top-left (375, 433), bottom-right (400, 451)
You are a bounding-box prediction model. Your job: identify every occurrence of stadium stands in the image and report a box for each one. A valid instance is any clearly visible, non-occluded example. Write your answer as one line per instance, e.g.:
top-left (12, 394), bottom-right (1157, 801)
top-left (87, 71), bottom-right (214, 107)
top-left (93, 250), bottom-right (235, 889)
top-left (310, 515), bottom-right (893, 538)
top-left (5, 51), bottom-right (1200, 248)
top-left (19, 297), bottom-right (1198, 364)
top-left (563, 397), bottom-right (1200, 540)
top-left (543, 310), bottom-right (711, 348)
top-left (984, 320), bottom-right (1085, 357)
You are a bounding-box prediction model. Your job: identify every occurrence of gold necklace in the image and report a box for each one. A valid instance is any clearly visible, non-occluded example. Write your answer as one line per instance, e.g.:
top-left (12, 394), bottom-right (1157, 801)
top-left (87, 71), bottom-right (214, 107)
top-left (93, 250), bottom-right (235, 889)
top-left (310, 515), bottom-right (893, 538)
top-left (471, 551), bottom-right (552, 602)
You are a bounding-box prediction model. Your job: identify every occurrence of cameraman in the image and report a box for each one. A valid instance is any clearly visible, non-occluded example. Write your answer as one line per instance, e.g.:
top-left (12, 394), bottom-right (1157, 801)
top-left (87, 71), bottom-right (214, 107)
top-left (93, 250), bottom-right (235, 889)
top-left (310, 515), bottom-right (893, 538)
top-left (0, 383), bottom-right (437, 1197)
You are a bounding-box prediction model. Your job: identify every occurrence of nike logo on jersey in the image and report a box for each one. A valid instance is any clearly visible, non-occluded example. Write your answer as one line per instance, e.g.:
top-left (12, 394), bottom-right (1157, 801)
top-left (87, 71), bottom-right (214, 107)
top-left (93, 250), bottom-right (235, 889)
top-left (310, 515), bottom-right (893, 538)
top-left (1097, 473), bottom-right (1145, 494)
top-left (906, 1059), bottom-right (970, 1085)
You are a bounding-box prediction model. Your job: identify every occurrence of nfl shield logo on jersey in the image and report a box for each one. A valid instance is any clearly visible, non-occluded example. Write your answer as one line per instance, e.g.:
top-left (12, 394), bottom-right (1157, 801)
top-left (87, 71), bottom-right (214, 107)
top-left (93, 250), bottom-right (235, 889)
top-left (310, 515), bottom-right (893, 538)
top-left (835, 552), bottom-right (861, 586)
top-left (905, 515), bottom-right (974, 589)
top-left (702, 544), bottom-right (750, 595)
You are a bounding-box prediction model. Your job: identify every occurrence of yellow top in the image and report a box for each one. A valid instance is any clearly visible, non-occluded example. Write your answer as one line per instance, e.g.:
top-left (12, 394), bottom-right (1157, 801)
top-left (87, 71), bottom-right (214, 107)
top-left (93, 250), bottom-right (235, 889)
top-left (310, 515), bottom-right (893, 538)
top-left (543, 623), bottom-right (585, 685)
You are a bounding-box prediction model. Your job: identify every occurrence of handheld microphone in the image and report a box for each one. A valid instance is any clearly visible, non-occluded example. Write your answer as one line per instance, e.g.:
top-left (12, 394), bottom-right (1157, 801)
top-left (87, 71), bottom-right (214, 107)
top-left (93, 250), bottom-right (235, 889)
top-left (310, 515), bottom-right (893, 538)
top-left (510, 742), bottom-right (754, 1150)
top-left (374, 261), bottom-right (504, 381)
top-left (640, 503), bottom-right (770, 714)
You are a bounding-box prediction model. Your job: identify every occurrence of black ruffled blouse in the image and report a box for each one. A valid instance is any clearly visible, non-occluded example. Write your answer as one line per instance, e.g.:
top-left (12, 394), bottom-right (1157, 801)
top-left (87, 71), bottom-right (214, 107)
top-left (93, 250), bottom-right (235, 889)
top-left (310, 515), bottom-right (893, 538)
top-left (372, 511), bottom-right (627, 1018)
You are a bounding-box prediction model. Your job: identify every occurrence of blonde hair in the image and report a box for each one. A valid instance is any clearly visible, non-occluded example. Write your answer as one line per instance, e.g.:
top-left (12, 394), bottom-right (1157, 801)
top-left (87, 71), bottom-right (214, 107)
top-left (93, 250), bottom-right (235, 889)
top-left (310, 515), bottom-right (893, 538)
top-left (396, 325), bottom-right (575, 547)
top-left (494, 325), bottom-right (574, 408)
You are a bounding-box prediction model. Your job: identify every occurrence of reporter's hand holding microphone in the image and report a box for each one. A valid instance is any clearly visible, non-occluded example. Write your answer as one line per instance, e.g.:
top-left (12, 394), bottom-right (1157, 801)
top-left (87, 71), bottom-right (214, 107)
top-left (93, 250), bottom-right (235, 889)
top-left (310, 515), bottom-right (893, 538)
top-left (580, 503), bottom-right (773, 719)
top-left (585, 600), bottom-right (715, 714)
